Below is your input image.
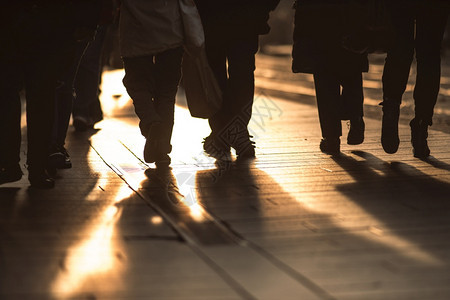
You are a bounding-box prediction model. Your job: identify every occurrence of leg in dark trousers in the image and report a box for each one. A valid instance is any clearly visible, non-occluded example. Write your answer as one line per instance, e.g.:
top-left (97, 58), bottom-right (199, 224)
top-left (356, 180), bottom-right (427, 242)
top-left (204, 33), bottom-right (259, 157)
top-left (313, 72), bottom-right (342, 140)
top-left (122, 47), bottom-right (183, 164)
top-left (414, 3), bottom-right (448, 125)
top-left (73, 25), bottom-right (109, 129)
top-left (382, 1), bottom-right (449, 157)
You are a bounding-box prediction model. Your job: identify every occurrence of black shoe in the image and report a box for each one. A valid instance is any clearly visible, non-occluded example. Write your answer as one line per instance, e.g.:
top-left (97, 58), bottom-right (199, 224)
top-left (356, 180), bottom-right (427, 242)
top-left (380, 100), bottom-right (400, 154)
top-left (0, 164), bottom-right (23, 185)
top-left (231, 135), bottom-right (256, 159)
top-left (144, 122), bottom-right (173, 164)
top-left (347, 117), bottom-right (365, 145)
top-left (155, 153), bottom-right (171, 168)
top-left (28, 169), bottom-right (55, 189)
top-left (143, 122), bottom-right (162, 163)
top-left (73, 115), bottom-right (93, 132)
top-left (410, 118), bottom-right (430, 158)
top-left (203, 135), bottom-right (231, 160)
top-left (48, 146), bottom-right (72, 169)
top-left (320, 137), bottom-right (340, 155)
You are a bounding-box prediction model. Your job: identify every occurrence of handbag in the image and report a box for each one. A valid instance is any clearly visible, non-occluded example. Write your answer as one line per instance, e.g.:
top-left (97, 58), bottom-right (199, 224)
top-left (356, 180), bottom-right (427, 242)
top-left (179, 0), bottom-right (223, 118)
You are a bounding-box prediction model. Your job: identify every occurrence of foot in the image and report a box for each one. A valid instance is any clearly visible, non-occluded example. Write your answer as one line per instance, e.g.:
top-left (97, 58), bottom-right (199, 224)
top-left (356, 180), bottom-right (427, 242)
top-left (28, 169), bottom-right (55, 189)
top-left (410, 118), bottom-right (430, 158)
top-left (143, 122), bottom-right (163, 163)
top-left (203, 135), bottom-right (231, 161)
top-left (73, 115), bottom-right (93, 132)
top-left (232, 135), bottom-right (256, 160)
top-left (347, 117), bottom-right (365, 145)
top-left (48, 146), bottom-right (72, 169)
top-left (0, 164), bottom-right (23, 185)
top-left (380, 100), bottom-right (400, 154)
top-left (320, 137), bottom-right (340, 155)
top-left (155, 153), bottom-right (171, 168)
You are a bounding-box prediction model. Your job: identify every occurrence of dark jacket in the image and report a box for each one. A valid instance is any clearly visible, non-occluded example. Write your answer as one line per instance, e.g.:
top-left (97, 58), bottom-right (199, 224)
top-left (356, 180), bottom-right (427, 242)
top-left (194, 0), bottom-right (280, 37)
top-left (292, 0), bottom-right (369, 74)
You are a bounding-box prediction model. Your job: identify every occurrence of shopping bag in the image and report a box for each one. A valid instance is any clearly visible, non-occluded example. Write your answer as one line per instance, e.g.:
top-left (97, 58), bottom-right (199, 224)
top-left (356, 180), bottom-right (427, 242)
top-left (182, 47), bottom-right (223, 119)
top-left (179, 0), bottom-right (222, 118)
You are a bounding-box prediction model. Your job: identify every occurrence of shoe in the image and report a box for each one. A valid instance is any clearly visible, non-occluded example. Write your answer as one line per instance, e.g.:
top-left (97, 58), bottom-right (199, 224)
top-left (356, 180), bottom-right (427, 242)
top-left (0, 164), bottom-right (23, 185)
top-left (28, 169), bottom-right (55, 189)
top-left (347, 117), bottom-right (365, 145)
top-left (410, 118), bottom-right (430, 158)
top-left (144, 122), bottom-right (171, 164)
top-left (48, 146), bottom-right (72, 169)
top-left (203, 135), bottom-right (231, 160)
top-left (320, 137), bottom-right (340, 155)
top-left (232, 135), bottom-right (256, 159)
top-left (73, 115), bottom-right (93, 132)
top-left (155, 153), bottom-right (171, 168)
top-left (380, 100), bottom-right (400, 154)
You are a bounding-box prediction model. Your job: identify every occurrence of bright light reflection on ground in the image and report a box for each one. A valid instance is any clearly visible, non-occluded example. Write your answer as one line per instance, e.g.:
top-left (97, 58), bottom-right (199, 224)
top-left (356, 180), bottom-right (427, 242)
top-left (52, 159), bottom-right (133, 297)
top-left (98, 68), bottom-right (441, 266)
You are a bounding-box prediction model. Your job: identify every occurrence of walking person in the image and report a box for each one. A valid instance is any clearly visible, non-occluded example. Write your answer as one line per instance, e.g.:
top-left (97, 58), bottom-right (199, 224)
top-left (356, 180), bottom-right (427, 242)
top-left (292, 0), bottom-right (368, 154)
top-left (0, 2), bottom-right (76, 188)
top-left (380, 0), bottom-right (450, 158)
top-left (194, 0), bottom-right (280, 160)
top-left (120, 0), bottom-right (184, 167)
top-left (49, 3), bottom-right (101, 172)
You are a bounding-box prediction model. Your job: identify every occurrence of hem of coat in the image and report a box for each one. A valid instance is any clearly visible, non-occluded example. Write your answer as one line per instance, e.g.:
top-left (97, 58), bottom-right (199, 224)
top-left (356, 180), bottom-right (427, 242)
top-left (120, 42), bottom-right (184, 59)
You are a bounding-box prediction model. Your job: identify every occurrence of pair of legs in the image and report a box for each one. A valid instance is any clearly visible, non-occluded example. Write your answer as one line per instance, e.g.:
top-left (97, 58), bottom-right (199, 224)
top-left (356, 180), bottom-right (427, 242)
top-left (381, 1), bottom-right (449, 156)
top-left (122, 47), bottom-right (183, 165)
top-left (72, 24), bottom-right (108, 131)
top-left (0, 6), bottom-right (62, 188)
top-left (203, 32), bottom-right (259, 158)
top-left (313, 68), bottom-right (364, 153)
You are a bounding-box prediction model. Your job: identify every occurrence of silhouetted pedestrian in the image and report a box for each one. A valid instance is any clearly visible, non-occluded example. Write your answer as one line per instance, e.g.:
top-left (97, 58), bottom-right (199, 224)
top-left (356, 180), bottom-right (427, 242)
top-left (0, 2), bottom-right (91, 188)
top-left (49, 2), bottom-right (101, 172)
top-left (380, 0), bottom-right (450, 158)
top-left (72, 1), bottom-right (119, 132)
top-left (292, 0), bottom-right (368, 155)
top-left (120, 0), bottom-right (184, 167)
top-left (194, 0), bottom-right (280, 160)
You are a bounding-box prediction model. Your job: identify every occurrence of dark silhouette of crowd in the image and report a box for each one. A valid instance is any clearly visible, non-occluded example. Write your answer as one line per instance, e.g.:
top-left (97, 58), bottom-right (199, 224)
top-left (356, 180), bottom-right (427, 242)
top-left (0, 0), bottom-right (449, 189)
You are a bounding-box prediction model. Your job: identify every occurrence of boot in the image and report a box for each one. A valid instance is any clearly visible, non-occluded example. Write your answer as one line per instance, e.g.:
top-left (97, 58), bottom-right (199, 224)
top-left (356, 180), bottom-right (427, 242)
top-left (320, 137), bottom-right (340, 155)
top-left (380, 100), bottom-right (400, 154)
top-left (347, 117), bottom-right (365, 145)
top-left (410, 118), bottom-right (430, 158)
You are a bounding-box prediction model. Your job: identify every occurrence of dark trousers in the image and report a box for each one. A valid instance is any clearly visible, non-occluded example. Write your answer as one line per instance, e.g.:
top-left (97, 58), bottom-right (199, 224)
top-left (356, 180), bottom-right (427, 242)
top-left (0, 7), bottom-right (61, 171)
top-left (204, 33), bottom-right (259, 141)
top-left (122, 47), bottom-right (183, 153)
top-left (52, 39), bottom-right (89, 149)
top-left (313, 70), bottom-right (364, 139)
top-left (382, 1), bottom-right (449, 125)
top-left (73, 24), bottom-right (108, 122)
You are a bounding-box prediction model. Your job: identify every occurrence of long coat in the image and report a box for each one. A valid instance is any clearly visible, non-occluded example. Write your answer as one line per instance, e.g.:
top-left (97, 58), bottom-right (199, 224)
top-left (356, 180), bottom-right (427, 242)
top-left (194, 0), bottom-right (280, 37)
top-left (119, 0), bottom-right (184, 58)
top-left (292, 0), bottom-right (369, 74)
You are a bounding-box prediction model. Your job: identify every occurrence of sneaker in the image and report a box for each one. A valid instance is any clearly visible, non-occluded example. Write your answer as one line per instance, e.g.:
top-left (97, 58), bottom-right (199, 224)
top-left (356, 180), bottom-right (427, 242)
top-left (48, 146), bottom-right (72, 169)
top-left (203, 135), bottom-right (231, 161)
top-left (347, 117), bottom-right (365, 145)
top-left (73, 115), bottom-right (93, 132)
top-left (0, 164), bottom-right (23, 185)
top-left (320, 137), bottom-right (340, 155)
top-left (28, 168), bottom-right (55, 189)
top-left (380, 100), bottom-right (400, 154)
top-left (410, 118), bottom-right (430, 158)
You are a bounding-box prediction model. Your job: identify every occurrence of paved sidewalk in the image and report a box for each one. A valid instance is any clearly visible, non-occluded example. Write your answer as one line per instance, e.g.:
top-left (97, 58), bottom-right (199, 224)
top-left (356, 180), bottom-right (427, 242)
top-left (1, 55), bottom-right (449, 300)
